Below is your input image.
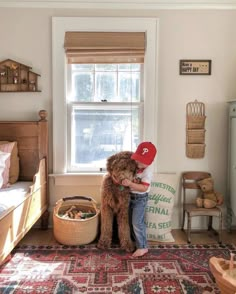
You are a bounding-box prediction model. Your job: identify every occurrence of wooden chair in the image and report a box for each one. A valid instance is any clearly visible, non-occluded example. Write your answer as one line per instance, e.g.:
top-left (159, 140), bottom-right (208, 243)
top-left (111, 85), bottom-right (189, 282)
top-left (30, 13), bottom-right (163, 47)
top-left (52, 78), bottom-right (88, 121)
top-left (181, 171), bottom-right (223, 244)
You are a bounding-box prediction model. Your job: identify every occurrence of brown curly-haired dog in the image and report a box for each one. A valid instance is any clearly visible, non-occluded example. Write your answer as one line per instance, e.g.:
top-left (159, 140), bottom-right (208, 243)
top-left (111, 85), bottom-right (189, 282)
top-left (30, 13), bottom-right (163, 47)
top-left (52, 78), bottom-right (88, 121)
top-left (97, 151), bottom-right (137, 252)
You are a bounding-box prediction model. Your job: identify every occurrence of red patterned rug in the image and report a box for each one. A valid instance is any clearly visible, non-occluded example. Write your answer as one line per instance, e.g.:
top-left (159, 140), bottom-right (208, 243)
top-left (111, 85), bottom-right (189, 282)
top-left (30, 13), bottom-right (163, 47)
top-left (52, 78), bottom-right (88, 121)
top-left (0, 243), bottom-right (234, 293)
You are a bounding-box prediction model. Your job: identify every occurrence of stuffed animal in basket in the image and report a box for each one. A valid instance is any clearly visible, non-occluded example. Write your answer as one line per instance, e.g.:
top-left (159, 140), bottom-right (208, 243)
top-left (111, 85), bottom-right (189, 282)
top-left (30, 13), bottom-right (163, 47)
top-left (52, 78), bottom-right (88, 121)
top-left (97, 151), bottom-right (137, 252)
top-left (196, 177), bottom-right (223, 208)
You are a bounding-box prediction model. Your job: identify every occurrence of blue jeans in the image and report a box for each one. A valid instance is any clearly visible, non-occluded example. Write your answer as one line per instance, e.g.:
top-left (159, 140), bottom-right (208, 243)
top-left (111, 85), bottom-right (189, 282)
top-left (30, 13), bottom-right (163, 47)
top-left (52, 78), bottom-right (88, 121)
top-left (129, 193), bottom-right (148, 249)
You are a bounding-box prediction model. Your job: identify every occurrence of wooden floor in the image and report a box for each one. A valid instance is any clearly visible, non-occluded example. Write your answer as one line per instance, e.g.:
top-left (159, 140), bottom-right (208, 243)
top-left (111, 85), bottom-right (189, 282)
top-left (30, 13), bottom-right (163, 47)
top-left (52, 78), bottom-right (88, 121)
top-left (19, 228), bottom-right (236, 246)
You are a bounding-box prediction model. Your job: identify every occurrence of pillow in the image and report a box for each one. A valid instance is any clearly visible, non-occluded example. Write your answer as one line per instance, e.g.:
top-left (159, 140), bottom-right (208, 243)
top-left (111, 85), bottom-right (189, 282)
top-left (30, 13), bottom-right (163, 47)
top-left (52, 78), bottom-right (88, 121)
top-left (0, 142), bottom-right (16, 187)
top-left (145, 173), bottom-right (178, 242)
top-left (0, 141), bottom-right (19, 184)
top-left (0, 151), bottom-right (11, 189)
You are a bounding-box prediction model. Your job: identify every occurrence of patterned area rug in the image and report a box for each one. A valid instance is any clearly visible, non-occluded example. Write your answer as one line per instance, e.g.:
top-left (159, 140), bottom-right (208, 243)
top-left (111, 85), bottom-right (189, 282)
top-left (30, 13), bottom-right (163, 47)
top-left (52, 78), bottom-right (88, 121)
top-left (0, 243), bottom-right (235, 294)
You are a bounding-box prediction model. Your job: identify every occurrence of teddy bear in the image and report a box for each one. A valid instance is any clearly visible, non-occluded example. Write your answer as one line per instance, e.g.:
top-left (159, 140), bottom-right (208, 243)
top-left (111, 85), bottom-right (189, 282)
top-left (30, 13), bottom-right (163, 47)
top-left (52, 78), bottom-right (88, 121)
top-left (196, 177), bottom-right (223, 208)
top-left (97, 151), bottom-right (137, 252)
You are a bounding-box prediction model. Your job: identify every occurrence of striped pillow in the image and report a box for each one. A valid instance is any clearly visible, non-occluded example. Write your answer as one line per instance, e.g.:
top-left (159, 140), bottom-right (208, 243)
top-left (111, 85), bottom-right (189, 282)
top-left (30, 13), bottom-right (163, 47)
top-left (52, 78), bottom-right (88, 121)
top-left (0, 141), bottom-right (19, 184)
top-left (0, 151), bottom-right (11, 189)
top-left (0, 142), bottom-right (15, 189)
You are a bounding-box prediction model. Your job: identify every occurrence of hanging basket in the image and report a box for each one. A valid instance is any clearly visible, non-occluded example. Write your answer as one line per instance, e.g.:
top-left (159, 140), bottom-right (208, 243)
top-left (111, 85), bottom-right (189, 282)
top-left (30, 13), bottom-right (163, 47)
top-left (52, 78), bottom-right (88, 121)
top-left (187, 115), bottom-right (206, 129)
top-left (186, 144), bottom-right (205, 159)
top-left (187, 129), bottom-right (206, 144)
top-left (186, 100), bottom-right (206, 129)
top-left (186, 100), bottom-right (206, 158)
top-left (53, 196), bottom-right (100, 245)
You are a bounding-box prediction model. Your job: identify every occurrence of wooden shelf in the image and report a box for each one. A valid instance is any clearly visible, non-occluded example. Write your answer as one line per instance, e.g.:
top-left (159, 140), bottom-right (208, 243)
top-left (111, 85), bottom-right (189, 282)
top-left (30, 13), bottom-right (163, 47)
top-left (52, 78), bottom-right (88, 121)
top-left (0, 59), bottom-right (41, 93)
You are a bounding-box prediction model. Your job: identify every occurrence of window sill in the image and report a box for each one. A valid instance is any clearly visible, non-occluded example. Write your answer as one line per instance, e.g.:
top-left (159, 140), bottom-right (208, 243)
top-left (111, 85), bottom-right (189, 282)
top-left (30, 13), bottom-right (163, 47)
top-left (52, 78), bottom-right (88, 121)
top-left (49, 173), bottom-right (104, 186)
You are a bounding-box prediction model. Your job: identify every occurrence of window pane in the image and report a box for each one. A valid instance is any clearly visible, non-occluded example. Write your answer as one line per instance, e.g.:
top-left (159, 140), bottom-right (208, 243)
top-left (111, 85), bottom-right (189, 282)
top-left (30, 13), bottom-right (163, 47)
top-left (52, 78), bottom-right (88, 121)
top-left (71, 107), bottom-right (140, 170)
top-left (118, 64), bottom-right (140, 71)
top-left (72, 64), bottom-right (94, 71)
top-left (119, 72), bottom-right (140, 101)
top-left (95, 64), bottom-right (117, 71)
top-left (95, 72), bottom-right (116, 101)
top-left (72, 73), bottom-right (93, 101)
top-left (70, 63), bottom-right (141, 103)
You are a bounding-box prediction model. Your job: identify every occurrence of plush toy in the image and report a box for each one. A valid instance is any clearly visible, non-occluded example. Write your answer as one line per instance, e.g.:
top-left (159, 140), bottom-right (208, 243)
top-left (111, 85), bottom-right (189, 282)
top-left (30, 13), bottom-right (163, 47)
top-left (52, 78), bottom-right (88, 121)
top-left (196, 177), bottom-right (223, 208)
top-left (97, 151), bottom-right (137, 252)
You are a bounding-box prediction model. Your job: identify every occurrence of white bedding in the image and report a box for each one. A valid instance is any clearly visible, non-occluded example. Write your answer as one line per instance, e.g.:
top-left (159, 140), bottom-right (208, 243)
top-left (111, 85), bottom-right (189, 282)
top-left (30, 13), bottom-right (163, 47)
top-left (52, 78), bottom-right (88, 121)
top-left (0, 181), bottom-right (32, 220)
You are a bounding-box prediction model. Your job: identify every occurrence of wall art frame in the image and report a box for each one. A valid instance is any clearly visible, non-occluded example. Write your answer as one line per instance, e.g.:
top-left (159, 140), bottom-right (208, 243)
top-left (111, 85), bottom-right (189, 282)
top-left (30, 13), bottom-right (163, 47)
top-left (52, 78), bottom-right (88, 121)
top-left (179, 59), bottom-right (211, 75)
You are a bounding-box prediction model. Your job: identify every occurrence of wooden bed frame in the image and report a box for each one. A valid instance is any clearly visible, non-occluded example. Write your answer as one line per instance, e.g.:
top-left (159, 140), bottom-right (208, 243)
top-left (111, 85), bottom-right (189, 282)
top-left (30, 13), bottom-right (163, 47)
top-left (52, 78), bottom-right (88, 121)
top-left (0, 110), bottom-right (49, 265)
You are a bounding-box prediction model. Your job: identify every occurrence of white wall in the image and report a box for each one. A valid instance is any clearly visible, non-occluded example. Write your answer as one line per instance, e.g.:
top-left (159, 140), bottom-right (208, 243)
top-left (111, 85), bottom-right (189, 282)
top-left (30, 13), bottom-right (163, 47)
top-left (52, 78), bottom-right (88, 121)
top-left (0, 7), bottom-right (236, 228)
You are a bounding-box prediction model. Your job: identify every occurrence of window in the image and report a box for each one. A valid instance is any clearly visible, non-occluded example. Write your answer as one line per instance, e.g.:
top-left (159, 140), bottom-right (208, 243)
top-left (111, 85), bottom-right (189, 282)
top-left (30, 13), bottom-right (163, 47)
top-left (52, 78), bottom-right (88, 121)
top-left (52, 17), bottom-right (158, 174)
top-left (67, 63), bottom-right (143, 172)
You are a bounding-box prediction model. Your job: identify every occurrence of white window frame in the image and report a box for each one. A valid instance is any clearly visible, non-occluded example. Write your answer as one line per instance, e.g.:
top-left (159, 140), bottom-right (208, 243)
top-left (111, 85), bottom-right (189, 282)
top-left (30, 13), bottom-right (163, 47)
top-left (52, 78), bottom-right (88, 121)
top-left (67, 63), bottom-right (144, 173)
top-left (52, 17), bottom-right (159, 174)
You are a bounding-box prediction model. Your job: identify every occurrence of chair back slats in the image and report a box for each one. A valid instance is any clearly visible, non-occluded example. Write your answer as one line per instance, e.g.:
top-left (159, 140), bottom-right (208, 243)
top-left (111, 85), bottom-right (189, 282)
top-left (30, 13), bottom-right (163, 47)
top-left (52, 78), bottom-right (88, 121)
top-left (183, 182), bottom-right (200, 189)
top-left (182, 171), bottom-right (211, 204)
top-left (183, 171), bottom-right (211, 181)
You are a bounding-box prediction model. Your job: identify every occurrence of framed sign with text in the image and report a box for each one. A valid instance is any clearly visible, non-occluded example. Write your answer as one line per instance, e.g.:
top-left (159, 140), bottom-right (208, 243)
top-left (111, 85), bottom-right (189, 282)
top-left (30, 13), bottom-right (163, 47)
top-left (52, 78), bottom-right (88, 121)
top-left (179, 60), bottom-right (211, 75)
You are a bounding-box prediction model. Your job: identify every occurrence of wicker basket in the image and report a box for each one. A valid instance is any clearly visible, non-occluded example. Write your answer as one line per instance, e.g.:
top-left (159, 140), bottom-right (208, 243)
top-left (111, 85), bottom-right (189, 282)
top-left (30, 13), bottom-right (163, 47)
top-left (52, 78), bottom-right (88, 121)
top-left (209, 257), bottom-right (236, 294)
top-left (187, 129), bottom-right (206, 144)
top-left (187, 115), bottom-right (206, 129)
top-left (186, 144), bottom-right (205, 158)
top-left (186, 100), bottom-right (206, 158)
top-left (186, 100), bottom-right (206, 129)
top-left (53, 196), bottom-right (100, 245)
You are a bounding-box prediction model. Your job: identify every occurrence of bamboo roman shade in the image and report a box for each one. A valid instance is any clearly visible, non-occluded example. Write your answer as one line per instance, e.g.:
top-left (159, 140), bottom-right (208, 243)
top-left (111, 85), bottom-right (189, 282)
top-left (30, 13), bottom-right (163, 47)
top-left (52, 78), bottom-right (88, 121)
top-left (64, 32), bottom-right (145, 64)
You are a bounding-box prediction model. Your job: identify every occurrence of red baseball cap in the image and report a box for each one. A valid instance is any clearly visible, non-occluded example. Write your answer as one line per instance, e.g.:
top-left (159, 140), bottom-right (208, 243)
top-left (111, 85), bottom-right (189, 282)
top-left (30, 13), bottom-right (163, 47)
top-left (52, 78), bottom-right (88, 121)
top-left (131, 142), bottom-right (157, 165)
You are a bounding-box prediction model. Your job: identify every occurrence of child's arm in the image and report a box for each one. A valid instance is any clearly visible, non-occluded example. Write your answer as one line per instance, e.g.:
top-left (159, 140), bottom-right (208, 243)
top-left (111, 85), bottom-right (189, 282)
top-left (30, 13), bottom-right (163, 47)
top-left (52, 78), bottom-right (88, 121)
top-left (122, 179), bottom-right (149, 193)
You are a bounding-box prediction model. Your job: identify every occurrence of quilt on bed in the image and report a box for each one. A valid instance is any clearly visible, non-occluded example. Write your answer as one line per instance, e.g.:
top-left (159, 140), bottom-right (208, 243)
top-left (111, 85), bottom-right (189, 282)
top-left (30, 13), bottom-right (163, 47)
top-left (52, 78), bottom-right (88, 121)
top-left (0, 182), bottom-right (32, 220)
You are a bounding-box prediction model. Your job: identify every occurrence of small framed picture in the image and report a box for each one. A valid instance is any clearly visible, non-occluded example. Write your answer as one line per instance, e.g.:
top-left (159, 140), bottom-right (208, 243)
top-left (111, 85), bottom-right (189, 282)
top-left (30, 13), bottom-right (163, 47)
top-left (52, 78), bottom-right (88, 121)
top-left (179, 60), bottom-right (211, 75)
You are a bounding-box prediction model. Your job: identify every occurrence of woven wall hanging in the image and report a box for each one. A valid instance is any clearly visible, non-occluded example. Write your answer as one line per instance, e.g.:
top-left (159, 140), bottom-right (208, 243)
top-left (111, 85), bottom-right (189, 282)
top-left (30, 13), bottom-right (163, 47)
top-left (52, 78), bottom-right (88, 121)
top-left (186, 100), bottom-right (206, 158)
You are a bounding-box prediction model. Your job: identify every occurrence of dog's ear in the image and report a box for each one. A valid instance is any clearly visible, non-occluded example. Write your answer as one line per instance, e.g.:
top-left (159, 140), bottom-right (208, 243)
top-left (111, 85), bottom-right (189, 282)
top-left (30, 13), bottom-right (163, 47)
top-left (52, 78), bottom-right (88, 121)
top-left (106, 153), bottom-right (116, 173)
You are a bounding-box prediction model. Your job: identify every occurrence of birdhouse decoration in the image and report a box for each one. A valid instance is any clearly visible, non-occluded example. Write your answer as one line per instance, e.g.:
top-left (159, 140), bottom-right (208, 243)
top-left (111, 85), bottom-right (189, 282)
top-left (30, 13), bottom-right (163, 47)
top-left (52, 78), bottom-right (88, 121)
top-left (0, 59), bottom-right (41, 92)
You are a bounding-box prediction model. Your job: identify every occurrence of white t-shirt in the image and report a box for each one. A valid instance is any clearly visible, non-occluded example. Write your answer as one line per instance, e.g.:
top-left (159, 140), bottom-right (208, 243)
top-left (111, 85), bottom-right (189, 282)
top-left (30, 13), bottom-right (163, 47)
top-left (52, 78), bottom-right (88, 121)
top-left (130, 164), bottom-right (154, 194)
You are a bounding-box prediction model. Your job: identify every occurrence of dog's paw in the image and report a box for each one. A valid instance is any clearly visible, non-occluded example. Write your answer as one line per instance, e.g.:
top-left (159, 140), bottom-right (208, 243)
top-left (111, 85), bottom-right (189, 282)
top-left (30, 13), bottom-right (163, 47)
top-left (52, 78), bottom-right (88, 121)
top-left (97, 239), bottom-right (111, 250)
top-left (121, 240), bottom-right (135, 253)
